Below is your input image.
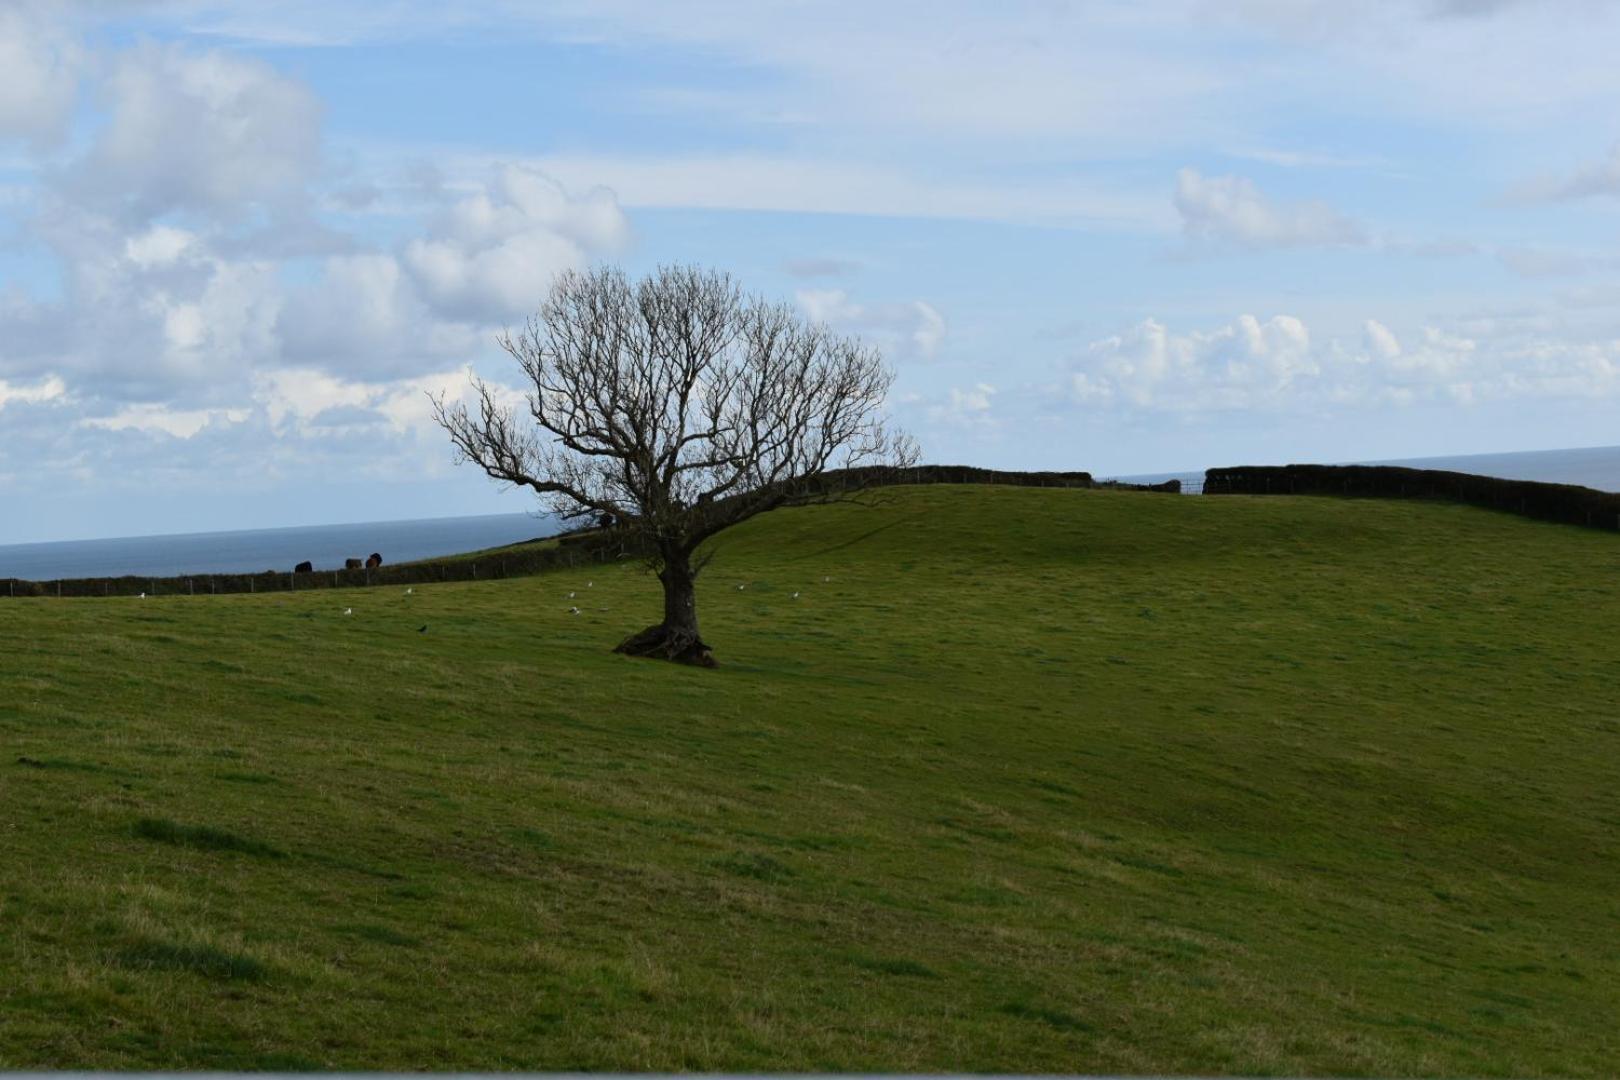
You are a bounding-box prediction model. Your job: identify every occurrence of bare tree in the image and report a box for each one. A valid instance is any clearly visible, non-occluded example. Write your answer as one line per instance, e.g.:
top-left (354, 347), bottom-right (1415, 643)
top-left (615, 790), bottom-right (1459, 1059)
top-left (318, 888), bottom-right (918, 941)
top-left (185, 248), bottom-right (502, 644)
top-left (432, 264), bottom-right (915, 666)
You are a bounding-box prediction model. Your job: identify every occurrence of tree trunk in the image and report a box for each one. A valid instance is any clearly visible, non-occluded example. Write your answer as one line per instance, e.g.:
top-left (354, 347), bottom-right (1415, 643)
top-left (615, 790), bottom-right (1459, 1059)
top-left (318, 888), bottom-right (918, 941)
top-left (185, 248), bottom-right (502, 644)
top-left (614, 547), bottom-right (716, 667)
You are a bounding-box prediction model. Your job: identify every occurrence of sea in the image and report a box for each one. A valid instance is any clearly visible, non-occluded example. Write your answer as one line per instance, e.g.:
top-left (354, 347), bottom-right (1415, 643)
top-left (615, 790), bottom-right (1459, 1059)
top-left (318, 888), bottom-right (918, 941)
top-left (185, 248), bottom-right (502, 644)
top-left (8, 444), bottom-right (1620, 581)
top-left (1110, 443), bottom-right (1620, 496)
top-left (0, 512), bottom-right (561, 582)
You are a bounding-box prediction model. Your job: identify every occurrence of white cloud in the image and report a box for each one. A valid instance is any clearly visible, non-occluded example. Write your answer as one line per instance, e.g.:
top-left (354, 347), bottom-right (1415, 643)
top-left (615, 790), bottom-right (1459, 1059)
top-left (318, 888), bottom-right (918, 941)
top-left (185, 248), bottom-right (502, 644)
top-left (1363, 319), bottom-right (1401, 360)
top-left (516, 2), bottom-right (1225, 147)
top-left (911, 302), bottom-right (946, 357)
top-left (796, 289), bottom-right (946, 361)
top-left (256, 364), bottom-right (515, 447)
top-left (81, 404), bottom-right (250, 438)
top-left (1509, 144), bottom-right (1620, 203)
top-left (279, 166), bottom-right (627, 376)
top-left (124, 225), bottom-right (197, 268)
top-left (278, 254), bottom-right (478, 379)
top-left (73, 40), bottom-right (322, 220)
top-left (517, 151), bottom-right (1173, 230)
top-left (1076, 313), bottom-right (1318, 410)
top-left (1071, 312), bottom-right (1620, 413)
top-left (926, 382), bottom-right (998, 428)
top-left (0, 5), bottom-right (81, 147)
top-left (403, 165), bottom-right (628, 322)
top-left (0, 374), bottom-right (67, 411)
top-left (1174, 168), bottom-right (1365, 250)
top-left (1200, 1), bottom-right (1620, 128)
top-left (0, 19), bottom-right (633, 505)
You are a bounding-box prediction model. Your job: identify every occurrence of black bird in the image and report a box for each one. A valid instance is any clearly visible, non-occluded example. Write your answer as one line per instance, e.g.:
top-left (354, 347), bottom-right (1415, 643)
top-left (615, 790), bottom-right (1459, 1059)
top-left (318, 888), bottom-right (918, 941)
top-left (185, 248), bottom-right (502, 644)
top-left (417, 625), bottom-right (428, 633)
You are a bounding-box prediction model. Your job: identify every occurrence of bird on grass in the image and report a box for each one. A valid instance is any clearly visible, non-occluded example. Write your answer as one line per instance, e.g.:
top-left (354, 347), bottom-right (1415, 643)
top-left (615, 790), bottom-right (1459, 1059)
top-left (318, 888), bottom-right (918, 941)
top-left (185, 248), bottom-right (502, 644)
top-left (737, 583), bottom-right (746, 591)
top-left (792, 592), bottom-right (800, 599)
top-left (587, 581), bottom-right (593, 588)
top-left (417, 625), bottom-right (428, 633)
top-left (405, 587), bottom-right (414, 595)
top-left (569, 591), bottom-right (575, 598)
top-left (138, 592), bottom-right (145, 599)
top-left (568, 606), bottom-right (581, 615)
top-left (343, 607), bottom-right (353, 616)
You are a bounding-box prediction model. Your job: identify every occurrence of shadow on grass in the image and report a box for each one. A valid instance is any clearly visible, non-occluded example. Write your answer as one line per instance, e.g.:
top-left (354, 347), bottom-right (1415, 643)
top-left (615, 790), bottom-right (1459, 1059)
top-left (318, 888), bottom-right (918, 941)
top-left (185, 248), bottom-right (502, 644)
top-left (848, 953), bottom-right (938, 978)
top-left (711, 851), bottom-right (795, 882)
top-left (132, 816), bottom-right (283, 858)
top-left (999, 1000), bottom-right (1095, 1032)
top-left (116, 938), bottom-right (269, 981)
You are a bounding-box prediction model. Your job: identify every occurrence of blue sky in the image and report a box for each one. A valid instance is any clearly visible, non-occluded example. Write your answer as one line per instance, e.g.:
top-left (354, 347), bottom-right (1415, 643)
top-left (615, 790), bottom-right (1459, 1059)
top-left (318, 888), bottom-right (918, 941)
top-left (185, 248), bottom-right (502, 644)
top-left (4, 1), bottom-right (1620, 542)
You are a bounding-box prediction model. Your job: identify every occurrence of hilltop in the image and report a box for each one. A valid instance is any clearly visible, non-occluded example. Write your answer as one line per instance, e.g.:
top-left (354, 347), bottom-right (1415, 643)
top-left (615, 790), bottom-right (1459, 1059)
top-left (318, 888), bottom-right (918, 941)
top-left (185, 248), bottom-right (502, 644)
top-left (2, 485), bottom-right (1618, 1074)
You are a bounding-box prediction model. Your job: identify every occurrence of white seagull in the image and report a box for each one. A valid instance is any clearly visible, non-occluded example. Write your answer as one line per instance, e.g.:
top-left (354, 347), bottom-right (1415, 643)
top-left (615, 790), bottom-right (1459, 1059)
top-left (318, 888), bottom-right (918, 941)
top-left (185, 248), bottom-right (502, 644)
top-left (792, 592), bottom-right (800, 599)
top-left (343, 607), bottom-right (353, 616)
top-left (568, 606), bottom-right (581, 615)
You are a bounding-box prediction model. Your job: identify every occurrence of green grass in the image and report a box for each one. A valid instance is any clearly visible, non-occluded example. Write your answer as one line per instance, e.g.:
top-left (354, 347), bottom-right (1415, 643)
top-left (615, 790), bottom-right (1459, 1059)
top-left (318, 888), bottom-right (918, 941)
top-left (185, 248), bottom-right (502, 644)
top-left (131, 816), bottom-right (284, 857)
top-left (2, 485), bottom-right (1619, 1074)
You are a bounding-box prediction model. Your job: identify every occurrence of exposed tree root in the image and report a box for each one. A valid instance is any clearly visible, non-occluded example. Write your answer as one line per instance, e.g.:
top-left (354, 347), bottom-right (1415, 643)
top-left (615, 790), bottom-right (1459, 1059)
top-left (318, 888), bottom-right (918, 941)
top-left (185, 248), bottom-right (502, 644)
top-left (613, 624), bottom-right (718, 668)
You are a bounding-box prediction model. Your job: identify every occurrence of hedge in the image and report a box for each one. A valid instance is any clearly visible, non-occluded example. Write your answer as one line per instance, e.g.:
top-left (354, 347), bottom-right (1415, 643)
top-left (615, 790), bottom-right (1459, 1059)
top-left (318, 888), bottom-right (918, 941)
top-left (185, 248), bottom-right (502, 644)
top-left (2, 464), bottom-right (1094, 598)
top-left (1204, 464), bottom-right (1620, 532)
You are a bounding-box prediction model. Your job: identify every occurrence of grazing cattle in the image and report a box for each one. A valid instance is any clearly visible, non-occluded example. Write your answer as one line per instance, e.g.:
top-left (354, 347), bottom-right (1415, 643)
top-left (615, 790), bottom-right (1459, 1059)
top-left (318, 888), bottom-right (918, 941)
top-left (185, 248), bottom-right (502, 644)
top-left (345, 558), bottom-right (363, 570)
top-left (366, 552), bottom-right (383, 569)
top-left (294, 561), bottom-right (313, 574)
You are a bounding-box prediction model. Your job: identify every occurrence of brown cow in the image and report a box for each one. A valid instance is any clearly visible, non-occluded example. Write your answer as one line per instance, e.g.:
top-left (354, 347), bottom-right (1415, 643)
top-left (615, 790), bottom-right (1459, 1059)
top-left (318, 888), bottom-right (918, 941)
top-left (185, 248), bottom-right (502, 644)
top-left (365, 552), bottom-right (383, 569)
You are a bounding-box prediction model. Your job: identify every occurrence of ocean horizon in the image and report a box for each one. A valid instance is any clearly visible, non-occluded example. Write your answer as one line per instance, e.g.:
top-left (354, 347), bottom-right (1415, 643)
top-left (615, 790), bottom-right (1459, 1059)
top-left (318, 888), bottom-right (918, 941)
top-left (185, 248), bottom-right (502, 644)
top-left (9, 443), bottom-right (1620, 581)
top-left (1111, 442), bottom-right (1620, 495)
top-left (0, 511), bottom-right (562, 582)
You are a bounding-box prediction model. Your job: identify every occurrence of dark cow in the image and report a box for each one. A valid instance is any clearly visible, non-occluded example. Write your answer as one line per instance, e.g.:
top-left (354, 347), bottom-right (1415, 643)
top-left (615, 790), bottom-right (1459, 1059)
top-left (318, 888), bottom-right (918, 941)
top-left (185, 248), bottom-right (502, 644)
top-left (365, 552), bottom-right (382, 569)
top-left (345, 558), bottom-right (363, 570)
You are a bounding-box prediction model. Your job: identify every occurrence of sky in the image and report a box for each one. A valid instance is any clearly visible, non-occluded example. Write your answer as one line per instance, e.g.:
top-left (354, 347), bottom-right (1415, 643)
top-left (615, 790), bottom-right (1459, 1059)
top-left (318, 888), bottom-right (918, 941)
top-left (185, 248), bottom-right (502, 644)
top-left (4, 0), bottom-right (1620, 543)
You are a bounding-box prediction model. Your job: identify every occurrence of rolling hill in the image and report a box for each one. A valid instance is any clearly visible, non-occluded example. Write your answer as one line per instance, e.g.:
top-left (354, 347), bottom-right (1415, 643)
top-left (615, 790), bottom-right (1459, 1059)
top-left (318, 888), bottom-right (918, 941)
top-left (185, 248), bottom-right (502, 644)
top-left (3, 485), bottom-right (1617, 1074)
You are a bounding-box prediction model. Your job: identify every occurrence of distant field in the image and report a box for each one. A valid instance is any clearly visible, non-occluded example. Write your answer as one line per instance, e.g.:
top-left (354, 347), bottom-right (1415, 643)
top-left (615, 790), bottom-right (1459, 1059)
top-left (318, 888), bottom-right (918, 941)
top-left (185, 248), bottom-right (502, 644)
top-left (3, 486), bottom-right (1618, 1074)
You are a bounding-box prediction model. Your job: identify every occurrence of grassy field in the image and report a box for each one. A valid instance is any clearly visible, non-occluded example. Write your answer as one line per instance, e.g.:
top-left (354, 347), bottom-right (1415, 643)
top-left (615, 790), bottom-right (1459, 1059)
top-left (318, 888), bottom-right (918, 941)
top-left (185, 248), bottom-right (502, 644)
top-left (3, 485), bottom-right (1618, 1074)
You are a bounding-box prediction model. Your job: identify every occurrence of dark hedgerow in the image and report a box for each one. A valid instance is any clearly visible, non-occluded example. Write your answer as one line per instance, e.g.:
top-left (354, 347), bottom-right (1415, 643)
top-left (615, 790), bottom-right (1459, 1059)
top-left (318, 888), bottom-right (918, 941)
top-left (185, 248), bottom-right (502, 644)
top-left (1206, 463), bottom-right (1620, 532)
top-left (1, 465), bottom-right (1092, 600)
